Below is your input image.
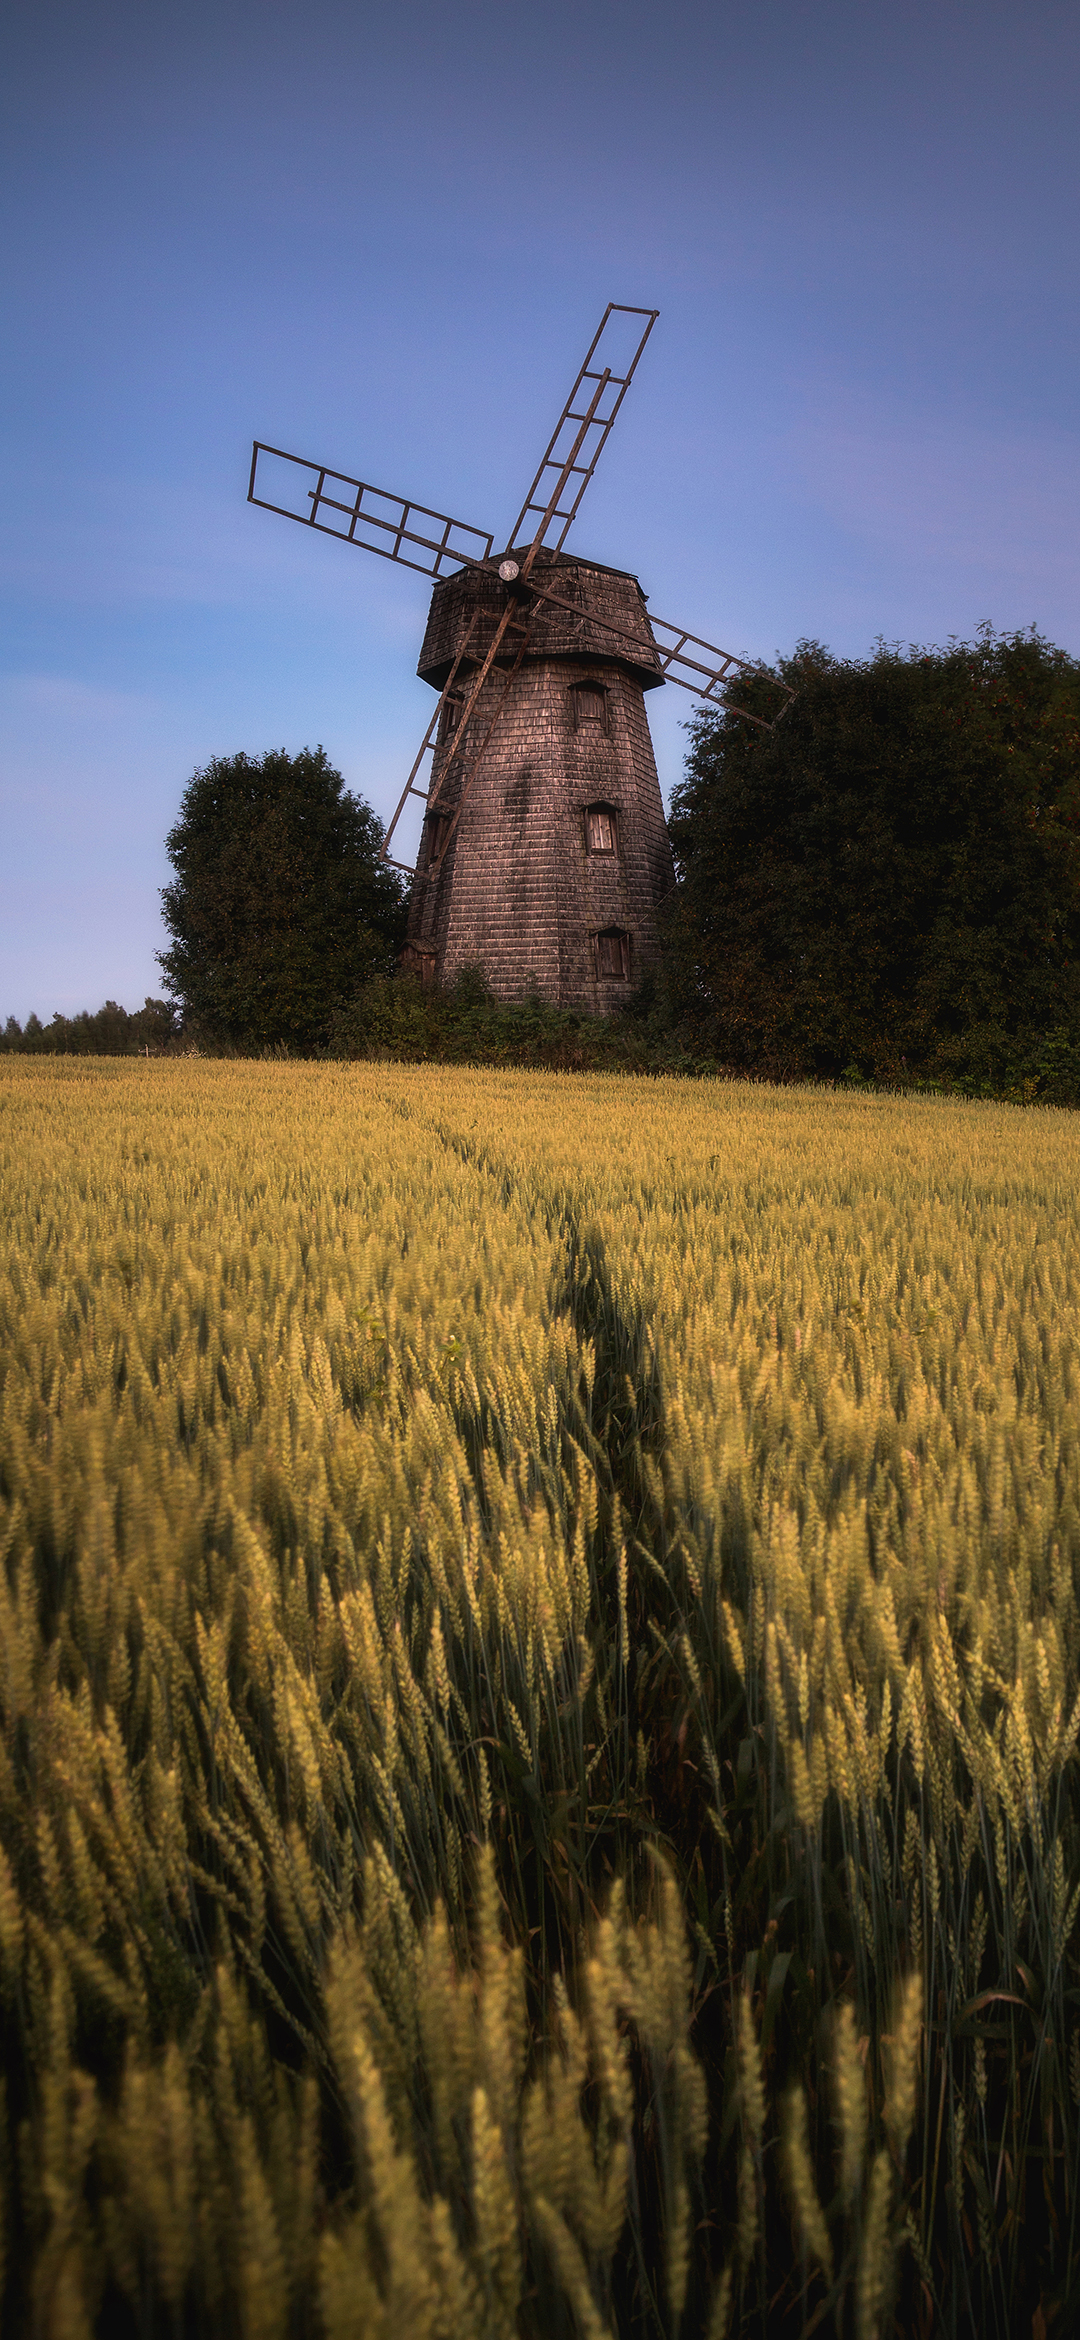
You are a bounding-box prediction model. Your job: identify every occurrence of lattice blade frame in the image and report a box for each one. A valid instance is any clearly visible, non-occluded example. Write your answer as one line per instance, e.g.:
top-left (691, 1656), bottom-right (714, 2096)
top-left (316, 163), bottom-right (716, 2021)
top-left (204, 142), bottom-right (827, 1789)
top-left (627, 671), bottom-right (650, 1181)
top-left (504, 305), bottom-right (658, 560)
top-left (248, 443), bottom-right (493, 577)
top-left (509, 572), bottom-right (795, 728)
top-left (381, 600), bottom-right (537, 871)
top-left (380, 612), bottom-right (486, 871)
top-left (647, 616), bottom-right (793, 722)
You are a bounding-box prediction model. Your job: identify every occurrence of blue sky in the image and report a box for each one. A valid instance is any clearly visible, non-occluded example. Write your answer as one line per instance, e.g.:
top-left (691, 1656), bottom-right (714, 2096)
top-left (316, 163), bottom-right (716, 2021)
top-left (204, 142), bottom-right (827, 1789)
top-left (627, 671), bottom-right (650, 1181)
top-left (2, 0), bottom-right (1078, 1018)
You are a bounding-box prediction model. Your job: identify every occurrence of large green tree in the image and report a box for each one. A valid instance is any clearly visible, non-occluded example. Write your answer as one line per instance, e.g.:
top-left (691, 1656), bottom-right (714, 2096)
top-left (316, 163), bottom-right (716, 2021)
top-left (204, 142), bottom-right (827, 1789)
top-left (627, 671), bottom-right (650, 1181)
top-left (158, 748), bottom-right (407, 1049)
top-left (666, 628), bottom-right (1080, 1096)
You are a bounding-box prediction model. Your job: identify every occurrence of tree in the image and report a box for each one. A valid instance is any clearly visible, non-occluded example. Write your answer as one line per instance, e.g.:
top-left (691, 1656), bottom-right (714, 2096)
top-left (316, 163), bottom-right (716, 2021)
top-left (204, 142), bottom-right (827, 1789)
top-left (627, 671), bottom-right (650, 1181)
top-left (666, 628), bottom-right (1080, 1096)
top-left (158, 748), bottom-right (407, 1049)
top-left (0, 1000), bottom-right (180, 1054)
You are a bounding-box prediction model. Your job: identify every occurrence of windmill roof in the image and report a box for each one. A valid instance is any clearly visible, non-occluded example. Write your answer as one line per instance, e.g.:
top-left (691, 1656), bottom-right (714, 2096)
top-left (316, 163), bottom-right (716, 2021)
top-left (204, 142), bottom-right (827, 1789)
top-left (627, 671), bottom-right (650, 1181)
top-left (497, 547), bottom-right (650, 591)
top-left (418, 553), bottom-right (664, 692)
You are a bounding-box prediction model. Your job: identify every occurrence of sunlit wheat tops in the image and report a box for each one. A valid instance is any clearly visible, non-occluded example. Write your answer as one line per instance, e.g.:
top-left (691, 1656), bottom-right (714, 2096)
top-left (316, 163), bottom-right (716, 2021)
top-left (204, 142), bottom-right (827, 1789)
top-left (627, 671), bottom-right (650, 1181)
top-left (1, 1056), bottom-right (1079, 2336)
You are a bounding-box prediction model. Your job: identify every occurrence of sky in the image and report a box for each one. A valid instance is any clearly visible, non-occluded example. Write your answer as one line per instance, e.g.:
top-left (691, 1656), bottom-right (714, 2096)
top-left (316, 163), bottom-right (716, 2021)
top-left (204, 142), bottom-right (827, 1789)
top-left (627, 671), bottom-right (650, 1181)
top-left (2, 0), bottom-right (1078, 1019)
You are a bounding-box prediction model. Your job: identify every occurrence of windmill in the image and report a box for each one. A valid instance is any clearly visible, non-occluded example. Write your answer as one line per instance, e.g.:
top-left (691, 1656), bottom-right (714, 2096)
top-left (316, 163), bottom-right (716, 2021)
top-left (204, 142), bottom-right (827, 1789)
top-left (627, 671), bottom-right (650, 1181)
top-left (249, 306), bottom-right (789, 1008)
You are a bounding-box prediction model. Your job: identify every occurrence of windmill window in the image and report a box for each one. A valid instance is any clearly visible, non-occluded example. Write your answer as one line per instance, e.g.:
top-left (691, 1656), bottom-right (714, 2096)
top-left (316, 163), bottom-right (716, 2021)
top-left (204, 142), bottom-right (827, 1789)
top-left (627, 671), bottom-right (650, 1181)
top-left (440, 695), bottom-right (463, 740)
top-left (425, 811), bottom-right (451, 862)
top-left (572, 682), bottom-right (608, 732)
top-left (593, 928), bottom-right (630, 981)
top-left (585, 804), bottom-right (617, 855)
top-left (401, 945), bottom-right (438, 987)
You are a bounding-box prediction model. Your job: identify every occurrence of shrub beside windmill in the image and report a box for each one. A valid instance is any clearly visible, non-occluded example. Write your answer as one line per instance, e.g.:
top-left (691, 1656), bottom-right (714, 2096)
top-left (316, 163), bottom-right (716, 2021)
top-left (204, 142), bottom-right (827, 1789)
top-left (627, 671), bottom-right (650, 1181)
top-left (249, 305), bottom-right (789, 1009)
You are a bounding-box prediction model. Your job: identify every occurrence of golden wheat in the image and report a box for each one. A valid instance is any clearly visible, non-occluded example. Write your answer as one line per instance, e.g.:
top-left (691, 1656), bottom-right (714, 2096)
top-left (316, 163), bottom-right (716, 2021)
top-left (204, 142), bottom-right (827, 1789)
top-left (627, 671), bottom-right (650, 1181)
top-left (2, 1057), bottom-right (1079, 2332)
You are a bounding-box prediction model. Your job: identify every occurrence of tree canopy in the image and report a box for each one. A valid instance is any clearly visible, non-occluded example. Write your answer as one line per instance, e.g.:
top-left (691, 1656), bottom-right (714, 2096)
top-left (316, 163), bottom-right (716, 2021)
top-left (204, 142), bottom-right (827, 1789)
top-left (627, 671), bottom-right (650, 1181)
top-left (158, 748), bottom-right (407, 1050)
top-left (666, 628), bottom-right (1080, 1097)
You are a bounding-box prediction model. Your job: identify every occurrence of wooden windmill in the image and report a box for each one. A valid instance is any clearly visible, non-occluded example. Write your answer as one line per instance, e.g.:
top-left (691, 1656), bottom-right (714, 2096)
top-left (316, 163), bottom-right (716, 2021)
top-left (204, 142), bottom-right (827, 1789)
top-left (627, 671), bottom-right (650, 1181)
top-left (249, 305), bottom-right (789, 1008)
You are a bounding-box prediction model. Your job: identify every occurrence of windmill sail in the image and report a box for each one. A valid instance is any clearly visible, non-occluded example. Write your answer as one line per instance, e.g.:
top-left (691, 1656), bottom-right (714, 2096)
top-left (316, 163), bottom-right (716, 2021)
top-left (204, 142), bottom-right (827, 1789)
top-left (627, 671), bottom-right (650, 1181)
top-left (511, 577), bottom-right (795, 727)
top-left (247, 444), bottom-right (493, 577)
top-left (503, 304), bottom-right (658, 559)
top-left (381, 607), bottom-right (534, 873)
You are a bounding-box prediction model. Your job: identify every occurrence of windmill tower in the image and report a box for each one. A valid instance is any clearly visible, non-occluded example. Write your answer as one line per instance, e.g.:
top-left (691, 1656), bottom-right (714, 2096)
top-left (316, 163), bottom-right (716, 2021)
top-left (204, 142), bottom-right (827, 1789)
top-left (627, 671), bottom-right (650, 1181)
top-left (249, 306), bottom-right (789, 1008)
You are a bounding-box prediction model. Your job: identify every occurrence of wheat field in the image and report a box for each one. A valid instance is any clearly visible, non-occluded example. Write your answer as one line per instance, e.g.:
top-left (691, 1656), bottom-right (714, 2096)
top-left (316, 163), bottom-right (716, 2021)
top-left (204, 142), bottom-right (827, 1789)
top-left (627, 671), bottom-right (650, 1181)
top-left (1, 1057), bottom-right (1079, 2338)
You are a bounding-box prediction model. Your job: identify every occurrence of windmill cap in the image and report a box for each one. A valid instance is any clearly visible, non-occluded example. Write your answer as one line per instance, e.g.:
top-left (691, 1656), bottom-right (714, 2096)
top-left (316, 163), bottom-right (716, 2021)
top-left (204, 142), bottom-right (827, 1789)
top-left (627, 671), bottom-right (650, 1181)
top-left (417, 551), bottom-right (665, 691)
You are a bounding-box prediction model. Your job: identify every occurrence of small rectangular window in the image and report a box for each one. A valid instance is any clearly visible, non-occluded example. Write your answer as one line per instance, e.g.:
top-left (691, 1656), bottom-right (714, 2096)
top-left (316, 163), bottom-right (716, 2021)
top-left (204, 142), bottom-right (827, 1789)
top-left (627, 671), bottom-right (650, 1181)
top-left (401, 945), bottom-right (439, 986)
top-left (425, 811), bottom-right (451, 862)
top-left (586, 807), bottom-right (616, 854)
top-left (440, 696), bottom-right (462, 740)
top-left (573, 682), bottom-right (606, 730)
top-left (594, 930), bottom-right (630, 980)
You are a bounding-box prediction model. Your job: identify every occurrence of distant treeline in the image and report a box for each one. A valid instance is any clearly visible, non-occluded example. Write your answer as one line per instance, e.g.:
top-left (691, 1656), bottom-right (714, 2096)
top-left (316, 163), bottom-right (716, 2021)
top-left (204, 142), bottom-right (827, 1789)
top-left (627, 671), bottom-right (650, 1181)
top-left (0, 999), bottom-right (179, 1056)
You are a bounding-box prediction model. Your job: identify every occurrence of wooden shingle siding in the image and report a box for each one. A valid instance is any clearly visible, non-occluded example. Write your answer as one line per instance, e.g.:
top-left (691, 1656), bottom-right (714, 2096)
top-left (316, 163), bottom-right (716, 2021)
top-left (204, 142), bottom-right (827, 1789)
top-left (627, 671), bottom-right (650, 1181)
top-left (406, 552), bottom-right (675, 1011)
